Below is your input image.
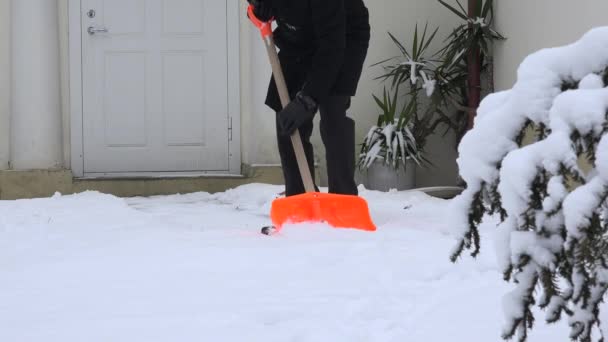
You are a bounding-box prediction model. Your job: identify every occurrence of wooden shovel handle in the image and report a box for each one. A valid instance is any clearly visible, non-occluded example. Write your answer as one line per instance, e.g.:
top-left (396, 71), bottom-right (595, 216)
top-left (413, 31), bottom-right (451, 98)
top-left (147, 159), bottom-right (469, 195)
top-left (252, 13), bottom-right (316, 193)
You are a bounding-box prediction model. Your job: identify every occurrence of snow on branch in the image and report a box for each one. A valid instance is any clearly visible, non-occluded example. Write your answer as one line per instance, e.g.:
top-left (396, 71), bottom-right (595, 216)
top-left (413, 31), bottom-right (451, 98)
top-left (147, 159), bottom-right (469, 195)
top-left (467, 17), bottom-right (488, 27)
top-left (450, 27), bottom-right (608, 341)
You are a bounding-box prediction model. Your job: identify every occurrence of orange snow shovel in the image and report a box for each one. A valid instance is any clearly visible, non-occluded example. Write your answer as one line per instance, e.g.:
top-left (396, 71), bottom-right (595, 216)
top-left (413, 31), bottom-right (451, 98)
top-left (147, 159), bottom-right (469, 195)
top-left (247, 5), bottom-right (376, 232)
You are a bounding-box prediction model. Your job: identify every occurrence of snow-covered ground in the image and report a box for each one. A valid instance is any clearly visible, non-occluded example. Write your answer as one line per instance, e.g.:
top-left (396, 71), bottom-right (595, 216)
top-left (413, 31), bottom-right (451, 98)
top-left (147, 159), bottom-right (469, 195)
top-left (0, 184), bottom-right (587, 341)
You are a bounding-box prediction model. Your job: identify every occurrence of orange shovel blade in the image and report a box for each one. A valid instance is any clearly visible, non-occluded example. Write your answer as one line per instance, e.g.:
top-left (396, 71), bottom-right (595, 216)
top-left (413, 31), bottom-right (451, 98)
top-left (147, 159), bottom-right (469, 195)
top-left (270, 192), bottom-right (376, 231)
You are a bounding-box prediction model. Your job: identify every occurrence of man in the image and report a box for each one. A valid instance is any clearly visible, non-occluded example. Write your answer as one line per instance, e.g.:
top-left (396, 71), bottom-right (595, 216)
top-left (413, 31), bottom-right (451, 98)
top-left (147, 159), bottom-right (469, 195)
top-left (249, 0), bottom-right (371, 197)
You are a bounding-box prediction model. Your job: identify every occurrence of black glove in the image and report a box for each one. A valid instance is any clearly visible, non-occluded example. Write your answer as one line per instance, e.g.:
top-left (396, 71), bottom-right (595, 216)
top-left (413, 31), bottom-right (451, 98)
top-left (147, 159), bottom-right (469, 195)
top-left (247, 0), bottom-right (273, 22)
top-left (278, 92), bottom-right (318, 136)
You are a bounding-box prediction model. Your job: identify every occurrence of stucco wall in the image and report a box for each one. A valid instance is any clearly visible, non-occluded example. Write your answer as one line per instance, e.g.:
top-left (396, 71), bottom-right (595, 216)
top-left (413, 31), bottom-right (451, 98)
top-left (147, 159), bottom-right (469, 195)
top-left (0, 0), bottom-right (9, 169)
top-left (241, 0), bottom-right (463, 187)
top-left (9, 0), bottom-right (63, 170)
top-left (494, 0), bottom-right (608, 91)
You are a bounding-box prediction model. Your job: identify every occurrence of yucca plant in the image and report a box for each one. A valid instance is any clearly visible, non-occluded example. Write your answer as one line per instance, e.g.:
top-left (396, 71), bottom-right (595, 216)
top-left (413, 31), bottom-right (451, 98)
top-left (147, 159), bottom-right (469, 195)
top-left (372, 23), bottom-right (462, 152)
top-left (376, 23), bottom-right (441, 91)
top-left (358, 85), bottom-right (423, 171)
top-left (370, 0), bottom-right (505, 147)
top-left (438, 0), bottom-right (506, 130)
top-left (360, 0), bottom-right (505, 183)
top-left (439, 0), bottom-right (504, 61)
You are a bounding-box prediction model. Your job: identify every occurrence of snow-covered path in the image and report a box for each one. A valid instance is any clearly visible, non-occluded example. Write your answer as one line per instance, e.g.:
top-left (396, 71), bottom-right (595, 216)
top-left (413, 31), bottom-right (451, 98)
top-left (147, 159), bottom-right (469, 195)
top-left (0, 184), bottom-right (575, 341)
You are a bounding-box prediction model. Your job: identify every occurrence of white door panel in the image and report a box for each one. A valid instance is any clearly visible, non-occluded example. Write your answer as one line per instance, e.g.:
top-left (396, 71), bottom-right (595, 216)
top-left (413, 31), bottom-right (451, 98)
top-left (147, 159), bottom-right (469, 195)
top-left (82, 0), bottom-right (229, 173)
top-left (162, 0), bottom-right (204, 34)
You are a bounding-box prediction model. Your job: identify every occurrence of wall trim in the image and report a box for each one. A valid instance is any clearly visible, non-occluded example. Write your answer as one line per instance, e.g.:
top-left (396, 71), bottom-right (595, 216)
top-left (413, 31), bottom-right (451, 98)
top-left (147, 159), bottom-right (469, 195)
top-left (227, 0), bottom-right (242, 175)
top-left (68, 0), bottom-right (84, 177)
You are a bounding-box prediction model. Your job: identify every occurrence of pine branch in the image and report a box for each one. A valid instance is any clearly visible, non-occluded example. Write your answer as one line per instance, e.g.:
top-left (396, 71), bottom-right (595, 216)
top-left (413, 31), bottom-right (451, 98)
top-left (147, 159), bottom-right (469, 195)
top-left (451, 188), bottom-right (486, 262)
top-left (488, 180), bottom-right (507, 220)
top-left (502, 264), bottom-right (538, 341)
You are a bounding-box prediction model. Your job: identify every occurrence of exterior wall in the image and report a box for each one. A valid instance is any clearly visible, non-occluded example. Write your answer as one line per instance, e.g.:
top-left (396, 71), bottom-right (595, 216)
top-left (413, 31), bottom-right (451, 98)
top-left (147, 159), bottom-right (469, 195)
top-left (0, 0), bottom-right (10, 169)
top-left (494, 0), bottom-right (608, 91)
top-left (10, 0), bottom-right (63, 170)
top-left (238, 1), bottom-right (277, 167)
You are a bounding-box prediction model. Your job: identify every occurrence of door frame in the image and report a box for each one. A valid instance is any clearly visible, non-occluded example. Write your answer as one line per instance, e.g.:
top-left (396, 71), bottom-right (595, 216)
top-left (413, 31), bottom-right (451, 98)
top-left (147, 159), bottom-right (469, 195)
top-left (68, 0), bottom-right (241, 178)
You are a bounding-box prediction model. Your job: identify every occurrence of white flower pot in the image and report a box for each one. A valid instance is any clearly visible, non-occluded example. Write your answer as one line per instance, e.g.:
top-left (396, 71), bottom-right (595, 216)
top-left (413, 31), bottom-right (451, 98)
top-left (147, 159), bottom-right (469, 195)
top-left (364, 159), bottom-right (417, 192)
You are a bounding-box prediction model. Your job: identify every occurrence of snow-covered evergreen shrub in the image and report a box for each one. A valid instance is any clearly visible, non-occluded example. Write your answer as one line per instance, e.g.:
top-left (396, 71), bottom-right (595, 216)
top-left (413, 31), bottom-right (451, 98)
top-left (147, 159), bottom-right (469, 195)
top-left (450, 27), bottom-right (608, 341)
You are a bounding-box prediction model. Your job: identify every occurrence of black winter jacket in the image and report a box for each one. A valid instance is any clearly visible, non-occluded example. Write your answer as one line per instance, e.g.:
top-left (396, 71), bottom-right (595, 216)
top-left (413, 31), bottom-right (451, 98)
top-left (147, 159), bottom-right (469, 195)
top-left (264, 0), bottom-right (370, 112)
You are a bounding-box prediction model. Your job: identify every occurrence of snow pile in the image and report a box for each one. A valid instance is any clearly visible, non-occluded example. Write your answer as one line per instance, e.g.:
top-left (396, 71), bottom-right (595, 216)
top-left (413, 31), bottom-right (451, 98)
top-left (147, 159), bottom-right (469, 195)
top-left (451, 27), bottom-right (608, 341)
top-left (3, 183), bottom-right (593, 341)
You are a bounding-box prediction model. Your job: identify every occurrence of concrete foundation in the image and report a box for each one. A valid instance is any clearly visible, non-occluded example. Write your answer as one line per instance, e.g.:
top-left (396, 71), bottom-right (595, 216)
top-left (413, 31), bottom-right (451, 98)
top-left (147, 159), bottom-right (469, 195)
top-left (0, 165), bottom-right (286, 200)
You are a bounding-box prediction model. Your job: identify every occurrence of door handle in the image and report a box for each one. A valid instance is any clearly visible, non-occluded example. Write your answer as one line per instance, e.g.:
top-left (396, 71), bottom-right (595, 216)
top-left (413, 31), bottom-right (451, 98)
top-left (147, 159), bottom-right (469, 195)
top-left (87, 26), bottom-right (109, 35)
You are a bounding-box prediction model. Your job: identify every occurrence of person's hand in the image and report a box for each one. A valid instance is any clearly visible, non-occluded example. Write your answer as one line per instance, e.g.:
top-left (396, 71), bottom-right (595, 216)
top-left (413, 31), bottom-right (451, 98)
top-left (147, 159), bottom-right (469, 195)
top-left (247, 0), bottom-right (273, 22)
top-left (278, 92), bottom-right (318, 136)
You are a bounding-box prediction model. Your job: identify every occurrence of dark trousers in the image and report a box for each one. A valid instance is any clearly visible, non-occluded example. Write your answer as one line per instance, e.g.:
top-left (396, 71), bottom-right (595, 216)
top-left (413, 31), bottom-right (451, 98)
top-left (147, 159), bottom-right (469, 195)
top-left (276, 96), bottom-right (358, 197)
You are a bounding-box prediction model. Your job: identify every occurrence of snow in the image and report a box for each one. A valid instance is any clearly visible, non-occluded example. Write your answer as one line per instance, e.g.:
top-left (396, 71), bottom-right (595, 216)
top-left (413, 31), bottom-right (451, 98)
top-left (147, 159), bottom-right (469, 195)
top-left (420, 70), bottom-right (436, 97)
top-left (563, 176), bottom-right (606, 240)
top-left (543, 176), bottom-right (567, 214)
top-left (399, 59), bottom-right (426, 85)
top-left (579, 73), bottom-right (605, 89)
top-left (550, 88), bottom-right (608, 136)
top-left (0, 184), bottom-right (582, 342)
top-left (509, 231), bottom-right (561, 270)
top-left (469, 17), bottom-right (488, 27)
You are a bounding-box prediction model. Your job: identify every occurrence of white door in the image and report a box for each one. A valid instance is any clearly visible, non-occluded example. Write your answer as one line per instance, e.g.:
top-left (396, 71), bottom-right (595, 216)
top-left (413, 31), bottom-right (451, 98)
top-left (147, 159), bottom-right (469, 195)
top-left (81, 0), bottom-right (229, 174)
